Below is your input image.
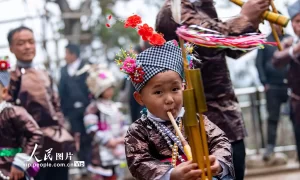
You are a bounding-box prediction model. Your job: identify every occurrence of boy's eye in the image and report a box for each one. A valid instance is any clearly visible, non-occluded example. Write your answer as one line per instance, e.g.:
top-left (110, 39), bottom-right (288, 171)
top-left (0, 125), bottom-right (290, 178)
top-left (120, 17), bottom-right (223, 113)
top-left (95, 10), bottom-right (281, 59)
top-left (172, 88), bottom-right (180, 91)
top-left (154, 91), bottom-right (162, 95)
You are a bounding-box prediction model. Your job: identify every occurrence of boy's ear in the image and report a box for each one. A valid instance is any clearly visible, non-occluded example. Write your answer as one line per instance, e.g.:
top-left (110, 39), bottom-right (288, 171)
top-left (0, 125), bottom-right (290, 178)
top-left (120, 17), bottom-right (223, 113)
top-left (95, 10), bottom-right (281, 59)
top-left (1, 87), bottom-right (8, 100)
top-left (133, 91), bottom-right (144, 106)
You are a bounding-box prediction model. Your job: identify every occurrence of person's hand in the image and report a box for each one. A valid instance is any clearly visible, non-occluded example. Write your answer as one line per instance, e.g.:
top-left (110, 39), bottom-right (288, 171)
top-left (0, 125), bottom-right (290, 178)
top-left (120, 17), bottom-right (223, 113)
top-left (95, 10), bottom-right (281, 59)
top-left (116, 137), bottom-right (125, 144)
top-left (9, 166), bottom-right (24, 180)
top-left (74, 133), bottom-right (80, 152)
top-left (281, 37), bottom-right (294, 48)
top-left (293, 42), bottom-right (300, 55)
top-left (209, 155), bottom-right (222, 176)
top-left (241, 0), bottom-right (271, 28)
top-left (170, 161), bottom-right (202, 180)
top-left (106, 138), bottom-right (120, 149)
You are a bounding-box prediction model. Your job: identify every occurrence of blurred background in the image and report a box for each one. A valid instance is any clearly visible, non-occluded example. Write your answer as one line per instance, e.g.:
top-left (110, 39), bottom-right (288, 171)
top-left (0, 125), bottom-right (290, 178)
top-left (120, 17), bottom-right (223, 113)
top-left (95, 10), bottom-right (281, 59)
top-left (0, 0), bottom-right (299, 179)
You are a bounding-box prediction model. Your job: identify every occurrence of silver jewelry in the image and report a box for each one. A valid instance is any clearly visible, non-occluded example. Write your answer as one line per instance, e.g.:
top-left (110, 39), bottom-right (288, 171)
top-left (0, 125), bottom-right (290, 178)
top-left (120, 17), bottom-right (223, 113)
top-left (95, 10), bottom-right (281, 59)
top-left (0, 170), bottom-right (10, 179)
top-left (149, 119), bottom-right (186, 166)
top-left (0, 101), bottom-right (12, 113)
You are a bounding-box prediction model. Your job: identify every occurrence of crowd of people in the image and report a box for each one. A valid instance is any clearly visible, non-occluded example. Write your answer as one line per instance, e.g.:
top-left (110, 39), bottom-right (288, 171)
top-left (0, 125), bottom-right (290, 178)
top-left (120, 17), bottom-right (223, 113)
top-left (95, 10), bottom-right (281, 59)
top-left (0, 0), bottom-right (300, 180)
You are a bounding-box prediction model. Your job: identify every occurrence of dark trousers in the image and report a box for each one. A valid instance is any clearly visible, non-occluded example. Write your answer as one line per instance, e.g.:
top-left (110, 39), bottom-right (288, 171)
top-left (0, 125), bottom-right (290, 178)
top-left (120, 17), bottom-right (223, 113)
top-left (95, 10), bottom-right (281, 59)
top-left (35, 167), bottom-right (69, 180)
top-left (266, 87), bottom-right (288, 146)
top-left (232, 140), bottom-right (246, 180)
top-left (290, 98), bottom-right (300, 164)
top-left (78, 133), bottom-right (92, 165)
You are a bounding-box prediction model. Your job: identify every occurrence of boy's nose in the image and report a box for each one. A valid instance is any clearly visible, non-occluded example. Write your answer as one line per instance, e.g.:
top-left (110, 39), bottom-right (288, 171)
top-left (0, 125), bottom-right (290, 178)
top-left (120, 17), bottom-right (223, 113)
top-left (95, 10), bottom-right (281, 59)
top-left (165, 94), bottom-right (174, 104)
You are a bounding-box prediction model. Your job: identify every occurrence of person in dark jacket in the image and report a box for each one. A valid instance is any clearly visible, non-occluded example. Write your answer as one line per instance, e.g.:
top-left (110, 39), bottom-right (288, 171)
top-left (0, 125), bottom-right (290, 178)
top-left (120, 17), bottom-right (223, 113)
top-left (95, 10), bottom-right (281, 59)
top-left (255, 24), bottom-right (290, 161)
top-left (58, 44), bottom-right (92, 168)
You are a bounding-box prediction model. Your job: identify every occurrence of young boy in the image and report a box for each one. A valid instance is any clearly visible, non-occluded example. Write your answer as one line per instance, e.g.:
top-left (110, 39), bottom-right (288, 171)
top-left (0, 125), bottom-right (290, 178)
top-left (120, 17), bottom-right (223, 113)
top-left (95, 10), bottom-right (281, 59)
top-left (123, 41), bottom-right (233, 180)
top-left (83, 66), bottom-right (128, 179)
top-left (0, 56), bottom-right (43, 180)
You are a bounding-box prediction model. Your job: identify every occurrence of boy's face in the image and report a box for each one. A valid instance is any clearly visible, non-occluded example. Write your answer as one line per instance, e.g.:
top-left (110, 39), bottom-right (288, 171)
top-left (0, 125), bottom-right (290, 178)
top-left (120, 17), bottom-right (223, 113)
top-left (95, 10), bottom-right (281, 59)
top-left (134, 70), bottom-right (183, 121)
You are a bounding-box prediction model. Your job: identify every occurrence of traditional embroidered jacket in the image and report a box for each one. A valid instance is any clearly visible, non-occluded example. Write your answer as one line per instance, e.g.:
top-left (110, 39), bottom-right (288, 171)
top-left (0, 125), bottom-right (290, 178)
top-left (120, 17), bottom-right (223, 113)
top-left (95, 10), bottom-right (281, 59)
top-left (6, 65), bottom-right (75, 159)
top-left (0, 102), bottom-right (43, 178)
top-left (84, 99), bottom-right (128, 168)
top-left (125, 114), bottom-right (233, 180)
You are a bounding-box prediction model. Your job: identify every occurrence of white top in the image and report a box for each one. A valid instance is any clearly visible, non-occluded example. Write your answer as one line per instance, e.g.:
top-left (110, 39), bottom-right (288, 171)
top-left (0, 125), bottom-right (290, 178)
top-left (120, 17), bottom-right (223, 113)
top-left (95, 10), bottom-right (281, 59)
top-left (67, 59), bottom-right (81, 76)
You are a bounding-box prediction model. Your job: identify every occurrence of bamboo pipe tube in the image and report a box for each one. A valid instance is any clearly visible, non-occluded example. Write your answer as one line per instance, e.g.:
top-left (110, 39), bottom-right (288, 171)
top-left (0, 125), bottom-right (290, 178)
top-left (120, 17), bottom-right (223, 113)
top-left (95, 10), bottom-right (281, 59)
top-left (167, 112), bottom-right (193, 161)
top-left (189, 69), bottom-right (212, 179)
top-left (270, 0), bottom-right (283, 34)
top-left (270, 23), bottom-right (283, 51)
top-left (183, 89), bottom-right (208, 179)
top-left (190, 126), bottom-right (207, 180)
top-left (270, 0), bottom-right (283, 50)
top-left (230, 0), bottom-right (290, 27)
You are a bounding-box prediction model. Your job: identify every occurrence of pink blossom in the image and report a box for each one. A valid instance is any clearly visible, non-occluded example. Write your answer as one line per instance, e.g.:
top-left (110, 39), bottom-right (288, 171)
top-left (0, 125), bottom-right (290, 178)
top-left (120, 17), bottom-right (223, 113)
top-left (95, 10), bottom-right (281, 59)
top-left (121, 57), bottom-right (136, 74)
top-left (98, 73), bottom-right (107, 79)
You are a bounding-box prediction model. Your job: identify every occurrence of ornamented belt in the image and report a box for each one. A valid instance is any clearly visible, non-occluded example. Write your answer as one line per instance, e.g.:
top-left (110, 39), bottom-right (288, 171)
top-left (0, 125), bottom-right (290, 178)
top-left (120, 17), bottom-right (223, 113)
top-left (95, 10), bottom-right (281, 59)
top-left (0, 147), bottom-right (22, 157)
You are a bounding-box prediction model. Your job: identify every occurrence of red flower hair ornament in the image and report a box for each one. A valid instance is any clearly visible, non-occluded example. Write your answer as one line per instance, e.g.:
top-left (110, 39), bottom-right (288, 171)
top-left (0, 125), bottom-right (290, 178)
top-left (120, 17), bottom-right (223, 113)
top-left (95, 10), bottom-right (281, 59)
top-left (124, 14), bottom-right (166, 46)
top-left (124, 15), bottom-right (142, 28)
top-left (0, 56), bottom-right (10, 71)
top-left (115, 49), bottom-right (145, 83)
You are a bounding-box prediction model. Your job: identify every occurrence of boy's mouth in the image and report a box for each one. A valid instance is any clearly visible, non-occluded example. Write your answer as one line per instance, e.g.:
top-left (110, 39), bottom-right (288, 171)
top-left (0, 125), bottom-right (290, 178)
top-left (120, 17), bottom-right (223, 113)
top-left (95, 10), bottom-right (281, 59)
top-left (166, 109), bottom-right (176, 115)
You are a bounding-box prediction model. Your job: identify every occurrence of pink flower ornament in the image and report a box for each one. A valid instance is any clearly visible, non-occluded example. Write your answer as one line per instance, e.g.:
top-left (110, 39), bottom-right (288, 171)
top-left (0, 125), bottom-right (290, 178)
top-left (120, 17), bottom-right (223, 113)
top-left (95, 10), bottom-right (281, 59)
top-left (121, 57), bottom-right (136, 74)
top-left (98, 73), bottom-right (107, 79)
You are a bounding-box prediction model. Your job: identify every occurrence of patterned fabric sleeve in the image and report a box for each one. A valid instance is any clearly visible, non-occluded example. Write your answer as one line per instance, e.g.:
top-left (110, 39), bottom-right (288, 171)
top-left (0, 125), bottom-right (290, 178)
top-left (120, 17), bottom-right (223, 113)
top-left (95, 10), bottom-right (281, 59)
top-left (125, 120), bottom-right (172, 180)
top-left (11, 106), bottom-right (43, 157)
top-left (204, 116), bottom-right (234, 177)
top-left (49, 74), bottom-right (65, 126)
top-left (6, 69), bottom-right (21, 104)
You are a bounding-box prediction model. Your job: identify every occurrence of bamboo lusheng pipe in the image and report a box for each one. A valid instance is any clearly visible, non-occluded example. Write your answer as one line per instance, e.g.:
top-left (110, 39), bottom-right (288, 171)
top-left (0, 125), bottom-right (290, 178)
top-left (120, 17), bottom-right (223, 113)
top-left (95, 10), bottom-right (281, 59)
top-left (183, 89), bottom-right (208, 180)
top-left (270, 23), bottom-right (283, 51)
top-left (230, 0), bottom-right (290, 27)
top-left (190, 69), bottom-right (212, 179)
top-left (269, 0), bottom-right (283, 51)
top-left (230, 0), bottom-right (284, 50)
top-left (270, 0), bottom-right (283, 34)
top-left (167, 112), bottom-right (193, 161)
top-left (179, 36), bottom-right (211, 179)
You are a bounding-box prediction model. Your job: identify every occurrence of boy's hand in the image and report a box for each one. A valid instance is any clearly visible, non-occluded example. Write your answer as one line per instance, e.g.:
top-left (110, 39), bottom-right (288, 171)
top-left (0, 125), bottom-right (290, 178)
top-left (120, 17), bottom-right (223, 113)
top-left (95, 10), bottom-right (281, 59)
top-left (241, 0), bottom-right (271, 28)
top-left (170, 161), bottom-right (202, 180)
top-left (9, 166), bottom-right (24, 180)
top-left (209, 155), bottom-right (222, 176)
